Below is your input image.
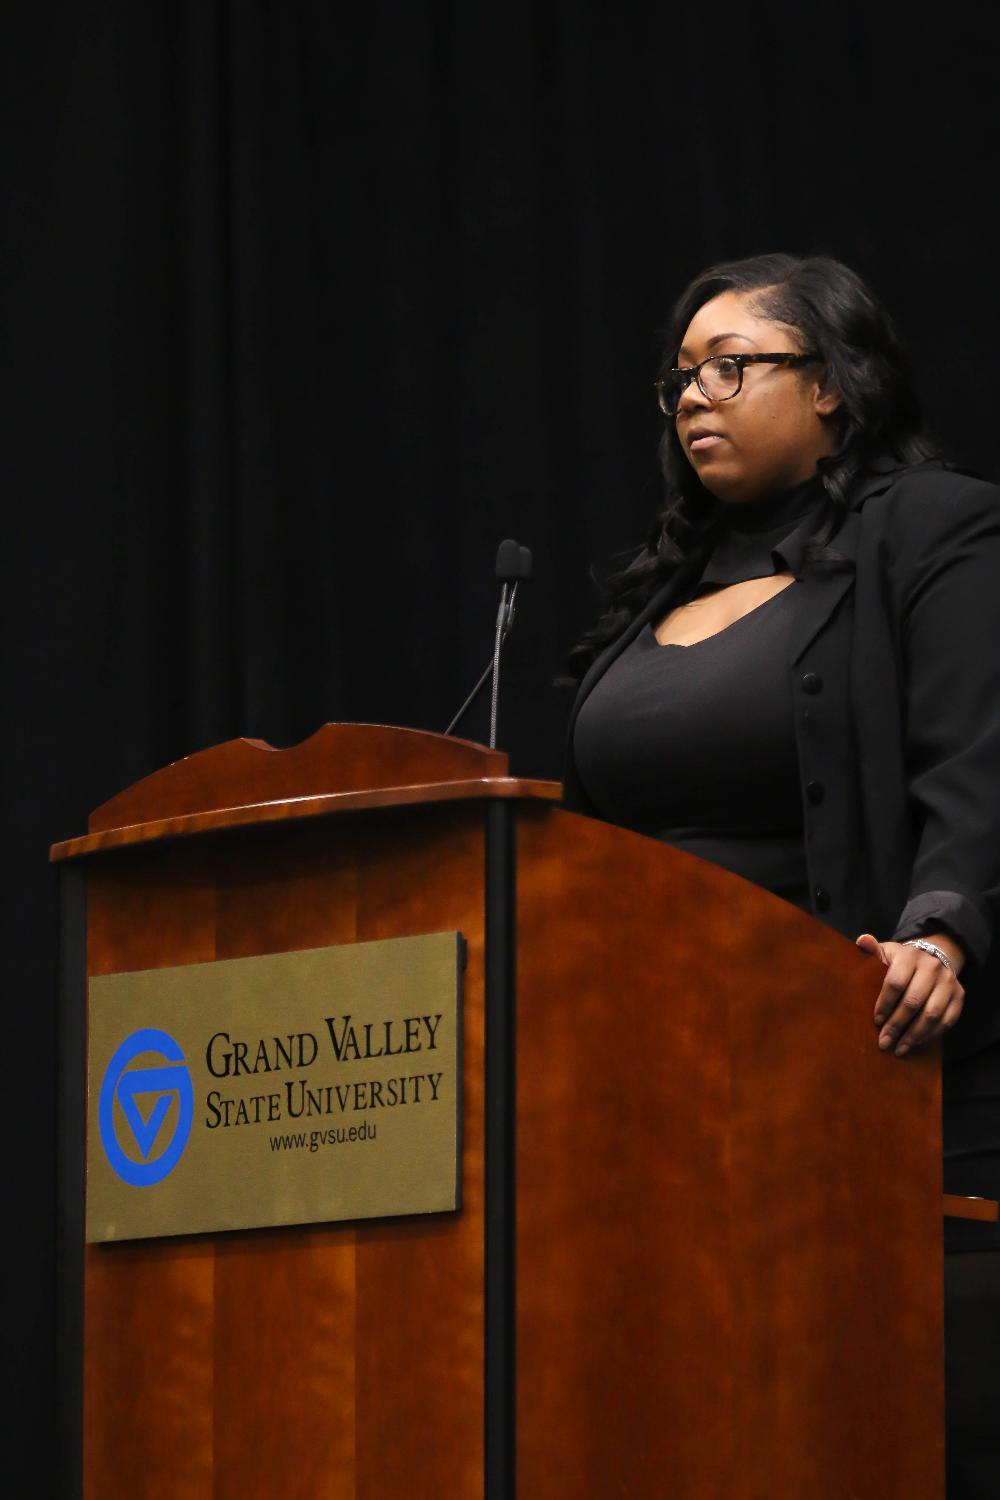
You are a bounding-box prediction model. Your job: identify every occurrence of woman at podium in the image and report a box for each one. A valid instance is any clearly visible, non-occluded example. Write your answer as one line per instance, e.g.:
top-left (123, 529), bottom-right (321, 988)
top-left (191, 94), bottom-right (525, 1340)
top-left (563, 252), bottom-right (1000, 1498)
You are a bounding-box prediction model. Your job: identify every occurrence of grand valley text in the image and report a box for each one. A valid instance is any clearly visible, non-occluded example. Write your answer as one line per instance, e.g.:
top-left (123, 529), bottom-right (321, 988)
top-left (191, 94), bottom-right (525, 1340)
top-left (203, 1014), bottom-right (445, 1130)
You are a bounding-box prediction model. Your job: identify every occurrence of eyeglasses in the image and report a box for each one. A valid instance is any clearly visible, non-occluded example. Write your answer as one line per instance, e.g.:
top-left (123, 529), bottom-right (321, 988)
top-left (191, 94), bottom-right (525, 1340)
top-left (654, 352), bottom-right (821, 417)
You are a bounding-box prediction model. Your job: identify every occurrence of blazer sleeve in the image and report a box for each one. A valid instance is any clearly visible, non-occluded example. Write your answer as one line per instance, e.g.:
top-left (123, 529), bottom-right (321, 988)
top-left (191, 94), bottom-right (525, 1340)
top-left (886, 474), bottom-right (1000, 968)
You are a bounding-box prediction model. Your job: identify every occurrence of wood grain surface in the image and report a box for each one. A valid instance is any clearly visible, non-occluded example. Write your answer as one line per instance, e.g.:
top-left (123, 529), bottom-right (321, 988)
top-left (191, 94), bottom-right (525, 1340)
top-left (51, 776), bottom-right (560, 863)
top-left (83, 805), bottom-right (487, 1500)
top-left (942, 1193), bottom-right (1000, 1222)
top-left (87, 722), bottom-right (508, 831)
top-left (514, 805), bottom-right (944, 1500)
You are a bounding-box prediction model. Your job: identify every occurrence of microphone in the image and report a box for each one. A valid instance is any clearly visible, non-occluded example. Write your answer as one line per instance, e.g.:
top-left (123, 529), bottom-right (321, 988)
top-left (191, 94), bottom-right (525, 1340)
top-left (444, 539), bottom-right (532, 746)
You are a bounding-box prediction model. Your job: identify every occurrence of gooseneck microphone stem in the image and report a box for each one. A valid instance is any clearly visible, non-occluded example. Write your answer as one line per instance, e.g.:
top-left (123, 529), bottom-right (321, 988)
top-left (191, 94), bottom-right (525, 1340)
top-left (444, 539), bottom-right (531, 743)
top-left (489, 581), bottom-right (518, 749)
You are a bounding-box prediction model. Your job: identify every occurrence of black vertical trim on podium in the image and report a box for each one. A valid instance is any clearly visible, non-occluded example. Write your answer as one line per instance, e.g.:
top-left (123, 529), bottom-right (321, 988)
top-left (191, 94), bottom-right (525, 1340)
top-left (56, 867), bottom-right (86, 1500)
top-left (484, 800), bottom-right (516, 1500)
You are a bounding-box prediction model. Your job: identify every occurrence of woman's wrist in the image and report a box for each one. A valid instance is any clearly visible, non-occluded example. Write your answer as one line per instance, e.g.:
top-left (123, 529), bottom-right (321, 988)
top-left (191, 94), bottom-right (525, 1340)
top-left (916, 930), bottom-right (966, 976)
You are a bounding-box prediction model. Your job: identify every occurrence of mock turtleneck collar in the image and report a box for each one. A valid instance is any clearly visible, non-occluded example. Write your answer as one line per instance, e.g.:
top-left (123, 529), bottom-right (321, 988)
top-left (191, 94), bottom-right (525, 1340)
top-left (719, 472), bottom-right (826, 534)
top-left (697, 472), bottom-right (827, 589)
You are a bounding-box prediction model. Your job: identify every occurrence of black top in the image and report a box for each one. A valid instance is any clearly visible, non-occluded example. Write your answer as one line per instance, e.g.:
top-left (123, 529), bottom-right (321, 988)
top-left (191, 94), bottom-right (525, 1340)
top-left (573, 475), bottom-right (823, 910)
top-left (573, 595), bottom-right (810, 906)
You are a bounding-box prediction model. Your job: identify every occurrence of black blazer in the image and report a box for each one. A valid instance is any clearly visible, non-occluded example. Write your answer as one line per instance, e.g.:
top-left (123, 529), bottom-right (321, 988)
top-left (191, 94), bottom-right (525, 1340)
top-left (563, 460), bottom-right (1000, 1063)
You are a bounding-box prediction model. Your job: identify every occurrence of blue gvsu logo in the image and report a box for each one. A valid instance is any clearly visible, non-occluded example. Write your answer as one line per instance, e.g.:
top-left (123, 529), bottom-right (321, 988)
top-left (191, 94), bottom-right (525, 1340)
top-left (99, 1028), bottom-right (194, 1186)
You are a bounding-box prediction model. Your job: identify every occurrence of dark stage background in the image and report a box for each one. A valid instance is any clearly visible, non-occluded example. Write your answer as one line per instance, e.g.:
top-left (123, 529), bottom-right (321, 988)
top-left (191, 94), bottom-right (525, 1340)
top-left (2, 2), bottom-right (997, 1487)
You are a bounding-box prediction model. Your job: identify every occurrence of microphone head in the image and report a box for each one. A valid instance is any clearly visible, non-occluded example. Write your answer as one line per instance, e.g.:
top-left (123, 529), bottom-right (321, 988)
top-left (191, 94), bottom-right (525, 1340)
top-left (495, 538), bottom-right (532, 582)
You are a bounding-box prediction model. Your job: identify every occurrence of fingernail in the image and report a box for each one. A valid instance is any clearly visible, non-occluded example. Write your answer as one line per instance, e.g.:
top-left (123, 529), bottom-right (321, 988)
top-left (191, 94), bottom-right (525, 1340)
top-left (874, 1014), bottom-right (884, 1026)
top-left (895, 1044), bottom-right (910, 1057)
top-left (879, 1033), bottom-right (893, 1050)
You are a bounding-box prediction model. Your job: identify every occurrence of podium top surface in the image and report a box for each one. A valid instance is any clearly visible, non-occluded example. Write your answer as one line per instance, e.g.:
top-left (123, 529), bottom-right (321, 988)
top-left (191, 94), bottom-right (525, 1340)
top-left (50, 723), bottom-right (562, 863)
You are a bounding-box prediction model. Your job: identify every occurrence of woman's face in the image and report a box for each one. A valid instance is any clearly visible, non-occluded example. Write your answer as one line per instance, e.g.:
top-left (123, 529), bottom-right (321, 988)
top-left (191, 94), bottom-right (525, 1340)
top-left (673, 288), bottom-right (841, 503)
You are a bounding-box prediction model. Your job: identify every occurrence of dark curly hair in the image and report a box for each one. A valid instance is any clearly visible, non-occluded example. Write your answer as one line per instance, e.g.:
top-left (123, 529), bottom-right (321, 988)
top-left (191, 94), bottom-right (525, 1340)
top-left (569, 252), bottom-right (938, 678)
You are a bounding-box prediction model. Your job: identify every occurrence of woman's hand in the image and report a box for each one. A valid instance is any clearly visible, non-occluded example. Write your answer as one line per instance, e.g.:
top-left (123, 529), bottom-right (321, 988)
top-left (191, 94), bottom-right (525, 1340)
top-left (855, 931), bottom-right (966, 1057)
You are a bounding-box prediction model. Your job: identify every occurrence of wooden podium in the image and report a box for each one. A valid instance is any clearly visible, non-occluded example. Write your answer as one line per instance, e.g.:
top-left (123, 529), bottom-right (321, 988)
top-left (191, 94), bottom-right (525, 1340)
top-left (53, 724), bottom-right (948, 1500)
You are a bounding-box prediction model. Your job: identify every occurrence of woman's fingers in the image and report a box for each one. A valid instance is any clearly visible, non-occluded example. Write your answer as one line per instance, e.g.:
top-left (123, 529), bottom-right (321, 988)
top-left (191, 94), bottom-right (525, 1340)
top-left (893, 977), bottom-right (964, 1055)
top-left (929, 992), bottom-right (966, 1042)
top-left (877, 970), bottom-right (935, 1051)
top-left (871, 943), bottom-right (919, 1027)
top-left (858, 932), bottom-right (965, 1057)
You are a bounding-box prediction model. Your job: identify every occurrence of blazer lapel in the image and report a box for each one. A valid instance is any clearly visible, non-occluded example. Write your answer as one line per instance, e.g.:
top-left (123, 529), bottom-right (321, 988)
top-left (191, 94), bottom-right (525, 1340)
top-left (787, 459), bottom-right (919, 665)
top-left (787, 511), bottom-right (860, 665)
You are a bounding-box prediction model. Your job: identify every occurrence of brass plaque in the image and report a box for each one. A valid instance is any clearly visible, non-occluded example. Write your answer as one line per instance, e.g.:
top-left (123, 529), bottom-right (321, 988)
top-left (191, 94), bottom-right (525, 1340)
top-left (86, 932), bottom-right (463, 1243)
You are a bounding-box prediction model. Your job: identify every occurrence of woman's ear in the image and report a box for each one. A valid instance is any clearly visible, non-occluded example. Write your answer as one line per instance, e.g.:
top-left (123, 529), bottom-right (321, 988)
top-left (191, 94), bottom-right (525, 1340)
top-left (813, 371), bottom-right (841, 418)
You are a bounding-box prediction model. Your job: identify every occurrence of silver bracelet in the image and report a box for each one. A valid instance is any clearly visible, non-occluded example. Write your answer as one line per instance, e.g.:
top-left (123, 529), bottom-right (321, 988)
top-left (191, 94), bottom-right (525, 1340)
top-left (903, 938), bottom-right (955, 975)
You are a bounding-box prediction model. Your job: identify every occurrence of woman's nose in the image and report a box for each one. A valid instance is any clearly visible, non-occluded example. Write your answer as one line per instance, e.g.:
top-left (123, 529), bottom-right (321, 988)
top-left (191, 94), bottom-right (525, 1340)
top-left (677, 377), bottom-right (712, 414)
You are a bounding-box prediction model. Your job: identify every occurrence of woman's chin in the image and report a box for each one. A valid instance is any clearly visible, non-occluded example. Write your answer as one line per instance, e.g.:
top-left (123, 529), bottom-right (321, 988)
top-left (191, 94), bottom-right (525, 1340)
top-left (697, 468), bottom-right (754, 503)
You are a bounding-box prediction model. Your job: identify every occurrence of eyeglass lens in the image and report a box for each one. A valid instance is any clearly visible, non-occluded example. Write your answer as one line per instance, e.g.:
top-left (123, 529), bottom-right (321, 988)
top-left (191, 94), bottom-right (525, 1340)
top-left (661, 356), bottom-right (742, 414)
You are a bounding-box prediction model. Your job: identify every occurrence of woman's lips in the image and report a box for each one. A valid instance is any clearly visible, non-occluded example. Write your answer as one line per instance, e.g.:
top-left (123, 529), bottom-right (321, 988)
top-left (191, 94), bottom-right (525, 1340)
top-left (689, 433), bottom-right (725, 453)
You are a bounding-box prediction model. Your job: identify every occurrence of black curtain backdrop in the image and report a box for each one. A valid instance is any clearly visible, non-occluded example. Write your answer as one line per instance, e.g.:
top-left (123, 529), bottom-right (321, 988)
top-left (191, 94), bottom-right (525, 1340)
top-left (2, 1), bottom-right (997, 1486)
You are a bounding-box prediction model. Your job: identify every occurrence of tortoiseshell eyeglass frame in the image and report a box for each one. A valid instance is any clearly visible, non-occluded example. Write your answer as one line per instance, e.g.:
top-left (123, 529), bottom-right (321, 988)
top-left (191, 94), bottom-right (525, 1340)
top-left (655, 352), bottom-right (821, 416)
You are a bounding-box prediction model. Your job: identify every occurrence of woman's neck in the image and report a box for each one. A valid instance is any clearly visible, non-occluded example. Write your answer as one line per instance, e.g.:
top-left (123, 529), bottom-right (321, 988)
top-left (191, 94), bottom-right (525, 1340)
top-left (718, 472), bottom-right (825, 534)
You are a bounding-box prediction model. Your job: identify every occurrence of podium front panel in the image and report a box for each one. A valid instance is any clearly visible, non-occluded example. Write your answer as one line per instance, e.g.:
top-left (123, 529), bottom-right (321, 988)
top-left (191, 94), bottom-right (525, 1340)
top-left (80, 805), bottom-right (489, 1500)
top-left (514, 805), bottom-right (943, 1500)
